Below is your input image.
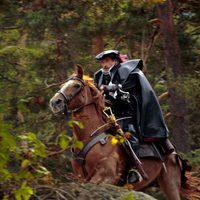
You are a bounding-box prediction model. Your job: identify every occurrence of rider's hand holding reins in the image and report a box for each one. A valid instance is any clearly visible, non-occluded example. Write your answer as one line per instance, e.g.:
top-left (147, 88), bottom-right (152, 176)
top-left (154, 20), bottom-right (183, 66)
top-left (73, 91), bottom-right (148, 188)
top-left (100, 84), bottom-right (122, 92)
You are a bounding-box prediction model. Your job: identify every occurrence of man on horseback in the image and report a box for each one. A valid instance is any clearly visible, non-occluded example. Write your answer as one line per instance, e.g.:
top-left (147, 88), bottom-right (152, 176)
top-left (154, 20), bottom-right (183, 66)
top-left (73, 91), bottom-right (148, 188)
top-left (94, 50), bottom-right (174, 183)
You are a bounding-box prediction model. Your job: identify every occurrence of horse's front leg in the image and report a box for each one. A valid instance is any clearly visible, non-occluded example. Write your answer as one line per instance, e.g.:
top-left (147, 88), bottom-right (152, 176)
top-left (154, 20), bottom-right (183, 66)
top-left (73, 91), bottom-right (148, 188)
top-left (88, 154), bottom-right (120, 185)
top-left (71, 159), bottom-right (87, 182)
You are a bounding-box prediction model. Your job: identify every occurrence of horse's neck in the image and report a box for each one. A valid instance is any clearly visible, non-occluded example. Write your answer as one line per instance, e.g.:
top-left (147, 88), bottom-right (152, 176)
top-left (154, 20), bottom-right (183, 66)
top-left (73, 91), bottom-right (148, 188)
top-left (72, 104), bottom-right (106, 142)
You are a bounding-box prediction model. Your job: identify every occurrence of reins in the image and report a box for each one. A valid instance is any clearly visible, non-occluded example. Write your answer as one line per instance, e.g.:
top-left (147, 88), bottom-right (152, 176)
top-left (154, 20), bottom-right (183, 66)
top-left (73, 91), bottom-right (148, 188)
top-left (70, 100), bottom-right (95, 113)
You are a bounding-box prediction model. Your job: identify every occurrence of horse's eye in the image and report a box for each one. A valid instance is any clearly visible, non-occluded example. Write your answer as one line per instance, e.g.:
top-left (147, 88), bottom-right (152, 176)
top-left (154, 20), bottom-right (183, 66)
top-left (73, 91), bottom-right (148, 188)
top-left (74, 84), bottom-right (81, 89)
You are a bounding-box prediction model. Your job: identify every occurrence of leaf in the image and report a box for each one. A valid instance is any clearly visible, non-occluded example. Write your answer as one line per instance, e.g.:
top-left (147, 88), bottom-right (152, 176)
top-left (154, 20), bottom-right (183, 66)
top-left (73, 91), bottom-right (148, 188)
top-left (58, 135), bottom-right (69, 150)
top-left (119, 137), bottom-right (125, 144)
top-left (0, 168), bottom-right (12, 181)
top-left (111, 137), bottom-right (118, 145)
top-left (35, 166), bottom-right (50, 176)
top-left (73, 139), bottom-right (84, 150)
top-left (25, 132), bottom-right (37, 141)
top-left (2, 195), bottom-right (9, 200)
top-left (68, 120), bottom-right (84, 129)
top-left (15, 181), bottom-right (34, 200)
top-left (34, 144), bottom-right (46, 158)
top-left (19, 133), bottom-right (46, 158)
top-left (121, 193), bottom-right (136, 200)
top-left (0, 131), bottom-right (16, 152)
top-left (21, 159), bottom-right (30, 168)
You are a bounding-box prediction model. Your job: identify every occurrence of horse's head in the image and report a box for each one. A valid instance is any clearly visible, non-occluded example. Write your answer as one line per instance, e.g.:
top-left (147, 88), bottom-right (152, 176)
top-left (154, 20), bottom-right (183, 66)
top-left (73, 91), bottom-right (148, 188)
top-left (50, 65), bottom-right (104, 115)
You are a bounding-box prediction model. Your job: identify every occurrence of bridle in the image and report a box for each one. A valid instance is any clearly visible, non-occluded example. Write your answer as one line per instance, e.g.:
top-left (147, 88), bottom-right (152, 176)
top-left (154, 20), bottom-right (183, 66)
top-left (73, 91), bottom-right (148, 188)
top-left (56, 76), bottom-right (94, 113)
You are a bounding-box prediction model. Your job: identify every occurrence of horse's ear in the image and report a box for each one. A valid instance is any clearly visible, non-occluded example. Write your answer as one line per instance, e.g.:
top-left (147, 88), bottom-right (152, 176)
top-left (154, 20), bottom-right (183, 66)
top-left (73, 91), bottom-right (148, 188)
top-left (76, 64), bottom-right (84, 79)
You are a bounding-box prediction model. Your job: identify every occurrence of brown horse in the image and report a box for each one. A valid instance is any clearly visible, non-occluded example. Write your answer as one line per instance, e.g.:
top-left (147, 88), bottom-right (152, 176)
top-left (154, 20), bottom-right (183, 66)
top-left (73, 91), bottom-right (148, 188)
top-left (50, 66), bottom-right (191, 200)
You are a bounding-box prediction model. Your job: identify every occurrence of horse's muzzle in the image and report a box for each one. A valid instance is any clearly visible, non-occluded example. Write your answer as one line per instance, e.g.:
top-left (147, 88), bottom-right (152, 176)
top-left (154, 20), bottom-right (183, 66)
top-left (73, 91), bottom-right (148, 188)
top-left (49, 97), bottom-right (67, 115)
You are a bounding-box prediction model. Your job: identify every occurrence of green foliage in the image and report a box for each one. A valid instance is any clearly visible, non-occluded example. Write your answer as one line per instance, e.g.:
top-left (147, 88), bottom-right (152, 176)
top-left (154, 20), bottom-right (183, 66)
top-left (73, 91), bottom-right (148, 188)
top-left (14, 181), bottom-right (33, 200)
top-left (56, 120), bottom-right (84, 150)
top-left (0, 129), bottom-right (49, 198)
top-left (0, 125), bottom-right (16, 182)
top-left (68, 119), bottom-right (84, 129)
top-left (121, 193), bottom-right (136, 200)
top-left (72, 137), bottom-right (84, 150)
top-left (19, 132), bottom-right (46, 158)
top-left (181, 149), bottom-right (200, 168)
top-left (175, 75), bottom-right (200, 109)
top-left (56, 131), bottom-right (71, 150)
top-left (0, 0), bottom-right (199, 199)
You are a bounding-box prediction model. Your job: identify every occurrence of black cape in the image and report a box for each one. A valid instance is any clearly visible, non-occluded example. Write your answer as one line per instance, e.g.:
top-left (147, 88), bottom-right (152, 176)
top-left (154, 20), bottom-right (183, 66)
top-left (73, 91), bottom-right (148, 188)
top-left (94, 59), bottom-right (169, 139)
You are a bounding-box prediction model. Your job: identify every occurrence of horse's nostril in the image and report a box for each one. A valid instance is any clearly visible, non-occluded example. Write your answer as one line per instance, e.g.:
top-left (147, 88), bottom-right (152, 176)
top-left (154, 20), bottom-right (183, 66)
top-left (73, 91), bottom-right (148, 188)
top-left (50, 99), bottom-right (62, 107)
top-left (55, 99), bottom-right (62, 105)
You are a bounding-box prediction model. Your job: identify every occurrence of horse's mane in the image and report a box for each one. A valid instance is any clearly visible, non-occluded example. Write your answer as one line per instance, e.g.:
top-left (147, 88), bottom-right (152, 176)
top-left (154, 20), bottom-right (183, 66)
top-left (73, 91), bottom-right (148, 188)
top-left (83, 75), bottom-right (105, 116)
top-left (83, 75), bottom-right (93, 82)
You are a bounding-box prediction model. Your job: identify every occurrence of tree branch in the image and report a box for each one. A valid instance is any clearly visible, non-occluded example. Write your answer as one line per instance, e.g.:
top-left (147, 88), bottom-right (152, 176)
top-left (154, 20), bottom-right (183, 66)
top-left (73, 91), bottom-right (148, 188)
top-left (44, 79), bottom-right (66, 89)
top-left (158, 91), bottom-right (169, 102)
top-left (144, 26), bottom-right (161, 64)
top-left (113, 32), bottom-right (130, 49)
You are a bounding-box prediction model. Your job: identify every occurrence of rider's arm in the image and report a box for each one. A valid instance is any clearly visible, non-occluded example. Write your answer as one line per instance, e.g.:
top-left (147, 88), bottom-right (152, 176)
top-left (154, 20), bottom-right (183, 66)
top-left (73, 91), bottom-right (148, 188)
top-left (122, 73), bottom-right (141, 105)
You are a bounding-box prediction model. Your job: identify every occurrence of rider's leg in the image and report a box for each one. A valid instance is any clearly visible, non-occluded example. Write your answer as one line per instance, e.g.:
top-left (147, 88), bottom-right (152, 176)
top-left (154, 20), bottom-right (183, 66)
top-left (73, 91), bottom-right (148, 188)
top-left (125, 134), bottom-right (142, 183)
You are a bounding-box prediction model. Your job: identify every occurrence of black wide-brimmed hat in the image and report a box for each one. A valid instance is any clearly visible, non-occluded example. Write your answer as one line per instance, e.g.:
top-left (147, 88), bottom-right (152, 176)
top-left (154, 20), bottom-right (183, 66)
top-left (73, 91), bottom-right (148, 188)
top-left (95, 50), bottom-right (120, 60)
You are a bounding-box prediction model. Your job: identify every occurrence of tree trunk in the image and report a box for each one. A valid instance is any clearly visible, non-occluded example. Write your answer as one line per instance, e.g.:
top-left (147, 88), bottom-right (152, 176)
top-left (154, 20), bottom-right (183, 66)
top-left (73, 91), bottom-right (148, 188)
top-left (157, 0), bottom-right (191, 152)
top-left (54, 38), bottom-right (73, 81)
top-left (91, 34), bottom-right (104, 56)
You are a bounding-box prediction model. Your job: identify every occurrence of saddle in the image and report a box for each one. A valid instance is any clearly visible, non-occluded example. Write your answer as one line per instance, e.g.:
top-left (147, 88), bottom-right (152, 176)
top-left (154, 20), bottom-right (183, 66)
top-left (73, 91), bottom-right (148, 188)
top-left (138, 138), bottom-right (175, 160)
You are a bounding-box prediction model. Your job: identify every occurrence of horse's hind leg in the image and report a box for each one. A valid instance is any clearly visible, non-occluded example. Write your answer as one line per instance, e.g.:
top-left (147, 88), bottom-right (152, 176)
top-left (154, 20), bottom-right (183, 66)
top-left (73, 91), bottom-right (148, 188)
top-left (158, 153), bottom-right (181, 200)
top-left (131, 158), bottom-right (163, 190)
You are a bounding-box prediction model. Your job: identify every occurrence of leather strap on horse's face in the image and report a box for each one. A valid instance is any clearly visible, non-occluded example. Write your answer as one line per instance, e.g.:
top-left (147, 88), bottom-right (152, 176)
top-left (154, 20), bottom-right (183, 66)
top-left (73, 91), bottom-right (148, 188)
top-left (56, 76), bottom-right (94, 114)
top-left (57, 76), bottom-right (85, 103)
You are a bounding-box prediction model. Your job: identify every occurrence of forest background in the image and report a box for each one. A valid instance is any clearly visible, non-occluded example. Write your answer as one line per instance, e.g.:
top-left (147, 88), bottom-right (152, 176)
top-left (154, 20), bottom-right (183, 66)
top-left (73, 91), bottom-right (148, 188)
top-left (0, 0), bottom-right (199, 199)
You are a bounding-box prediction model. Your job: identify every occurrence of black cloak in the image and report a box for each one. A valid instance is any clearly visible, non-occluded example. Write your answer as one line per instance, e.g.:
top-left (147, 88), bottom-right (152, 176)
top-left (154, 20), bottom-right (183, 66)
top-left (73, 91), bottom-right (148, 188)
top-left (94, 59), bottom-right (169, 139)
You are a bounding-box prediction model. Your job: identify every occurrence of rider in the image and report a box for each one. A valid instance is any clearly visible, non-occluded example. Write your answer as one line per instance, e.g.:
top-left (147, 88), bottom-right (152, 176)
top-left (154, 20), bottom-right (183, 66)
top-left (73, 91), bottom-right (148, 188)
top-left (93, 50), bottom-right (174, 183)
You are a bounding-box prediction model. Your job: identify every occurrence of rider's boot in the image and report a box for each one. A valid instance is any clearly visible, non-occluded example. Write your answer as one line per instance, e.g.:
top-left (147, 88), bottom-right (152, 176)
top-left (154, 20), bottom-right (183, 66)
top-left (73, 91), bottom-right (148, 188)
top-left (127, 169), bottom-right (142, 183)
top-left (161, 138), bottom-right (175, 154)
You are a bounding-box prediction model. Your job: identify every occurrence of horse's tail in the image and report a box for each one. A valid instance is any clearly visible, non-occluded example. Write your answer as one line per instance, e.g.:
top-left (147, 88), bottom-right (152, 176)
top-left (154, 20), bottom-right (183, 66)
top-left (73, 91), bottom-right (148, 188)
top-left (179, 156), bottom-right (200, 200)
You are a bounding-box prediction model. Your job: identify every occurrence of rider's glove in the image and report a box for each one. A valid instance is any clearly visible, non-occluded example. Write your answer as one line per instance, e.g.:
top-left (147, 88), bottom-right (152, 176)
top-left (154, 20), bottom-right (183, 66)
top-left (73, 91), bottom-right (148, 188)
top-left (100, 84), bottom-right (122, 92)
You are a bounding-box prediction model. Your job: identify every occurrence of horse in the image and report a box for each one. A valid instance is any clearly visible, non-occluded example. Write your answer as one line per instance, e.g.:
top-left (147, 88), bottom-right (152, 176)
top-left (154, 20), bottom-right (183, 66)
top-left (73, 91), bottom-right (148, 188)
top-left (49, 65), bottom-right (192, 200)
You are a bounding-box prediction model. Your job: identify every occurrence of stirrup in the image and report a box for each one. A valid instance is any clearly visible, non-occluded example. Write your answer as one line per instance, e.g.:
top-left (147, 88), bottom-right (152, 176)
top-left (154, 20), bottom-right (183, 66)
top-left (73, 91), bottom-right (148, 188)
top-left (127, 169), bottom-right (143, 184)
